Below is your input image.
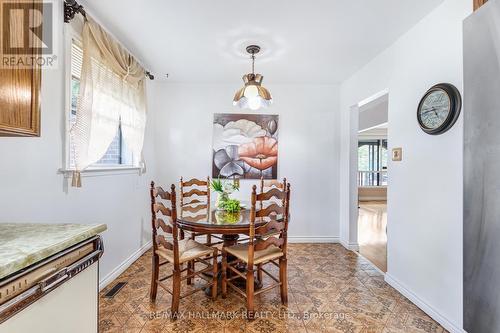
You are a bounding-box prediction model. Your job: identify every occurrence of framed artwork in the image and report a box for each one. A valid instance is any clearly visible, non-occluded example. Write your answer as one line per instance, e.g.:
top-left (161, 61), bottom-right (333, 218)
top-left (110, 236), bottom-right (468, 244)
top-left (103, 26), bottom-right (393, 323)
top-left (212, 113), bottom-right (279, 179)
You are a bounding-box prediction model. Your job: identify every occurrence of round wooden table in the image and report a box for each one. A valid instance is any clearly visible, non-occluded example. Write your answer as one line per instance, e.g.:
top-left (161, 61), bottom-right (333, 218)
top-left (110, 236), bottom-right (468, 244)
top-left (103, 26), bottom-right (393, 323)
top-left (177, 202), bottom-right (270, 245)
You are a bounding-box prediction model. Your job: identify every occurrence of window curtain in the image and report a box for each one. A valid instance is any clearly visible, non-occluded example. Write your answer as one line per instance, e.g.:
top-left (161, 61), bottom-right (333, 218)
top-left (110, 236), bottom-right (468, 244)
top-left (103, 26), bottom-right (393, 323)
top-left (70, 17), bottom-right (147, 187)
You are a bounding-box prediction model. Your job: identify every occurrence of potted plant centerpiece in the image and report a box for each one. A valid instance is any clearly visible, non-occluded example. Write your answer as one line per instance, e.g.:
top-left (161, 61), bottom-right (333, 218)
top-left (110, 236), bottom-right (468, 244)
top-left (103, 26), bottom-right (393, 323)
top-left (210, 178), bottom-right (241, 213)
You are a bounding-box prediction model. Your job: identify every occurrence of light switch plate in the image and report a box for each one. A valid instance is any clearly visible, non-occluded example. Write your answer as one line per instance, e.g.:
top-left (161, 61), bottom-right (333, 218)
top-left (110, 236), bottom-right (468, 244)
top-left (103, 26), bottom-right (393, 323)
top-left (392, 147), bottom-right (403, 161)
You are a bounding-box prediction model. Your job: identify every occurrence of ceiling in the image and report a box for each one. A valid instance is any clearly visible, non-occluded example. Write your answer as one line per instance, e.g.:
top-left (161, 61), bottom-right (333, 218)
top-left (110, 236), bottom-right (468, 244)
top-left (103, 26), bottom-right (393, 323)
top-left (80, 0), bottom-right (442, 84)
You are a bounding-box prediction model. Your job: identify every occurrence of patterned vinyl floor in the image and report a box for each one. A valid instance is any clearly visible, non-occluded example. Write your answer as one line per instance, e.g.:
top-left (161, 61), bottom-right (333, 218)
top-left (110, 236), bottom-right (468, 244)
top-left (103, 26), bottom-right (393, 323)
top-left (98, 244), bottom-right (446, 333)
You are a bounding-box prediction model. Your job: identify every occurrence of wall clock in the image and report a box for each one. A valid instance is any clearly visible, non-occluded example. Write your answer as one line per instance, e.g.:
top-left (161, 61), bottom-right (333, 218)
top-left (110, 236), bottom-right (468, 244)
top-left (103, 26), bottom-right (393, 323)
top-left (417, 83), bottom-right (461, 135)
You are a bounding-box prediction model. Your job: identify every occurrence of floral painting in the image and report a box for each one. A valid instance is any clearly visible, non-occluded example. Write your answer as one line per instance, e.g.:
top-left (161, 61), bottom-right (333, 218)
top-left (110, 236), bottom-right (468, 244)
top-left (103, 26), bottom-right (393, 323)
top-left (212, 113), bottom-right (279, 179)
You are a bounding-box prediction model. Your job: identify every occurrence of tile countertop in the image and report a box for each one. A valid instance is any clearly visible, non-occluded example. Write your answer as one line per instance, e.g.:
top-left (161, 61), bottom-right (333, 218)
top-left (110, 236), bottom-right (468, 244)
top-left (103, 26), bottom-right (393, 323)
top-left (0, 223), bottom-right (107, 280)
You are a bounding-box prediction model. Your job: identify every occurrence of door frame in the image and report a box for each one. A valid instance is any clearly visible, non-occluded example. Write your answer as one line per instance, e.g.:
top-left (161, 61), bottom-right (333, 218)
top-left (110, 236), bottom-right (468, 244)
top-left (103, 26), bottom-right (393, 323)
top-left (344, 89), bottom-right (389, 251)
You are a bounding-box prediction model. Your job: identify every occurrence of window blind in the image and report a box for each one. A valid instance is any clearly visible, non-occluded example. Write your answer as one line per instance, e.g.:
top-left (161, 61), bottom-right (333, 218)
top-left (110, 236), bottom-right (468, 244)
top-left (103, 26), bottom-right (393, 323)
top-left (71, 41), bottom-right (83, 79)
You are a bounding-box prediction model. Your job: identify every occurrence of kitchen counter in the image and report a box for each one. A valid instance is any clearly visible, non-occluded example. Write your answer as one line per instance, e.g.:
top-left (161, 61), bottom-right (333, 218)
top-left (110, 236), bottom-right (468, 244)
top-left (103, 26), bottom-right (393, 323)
top-left (0, 223), bottom-right (107, 280)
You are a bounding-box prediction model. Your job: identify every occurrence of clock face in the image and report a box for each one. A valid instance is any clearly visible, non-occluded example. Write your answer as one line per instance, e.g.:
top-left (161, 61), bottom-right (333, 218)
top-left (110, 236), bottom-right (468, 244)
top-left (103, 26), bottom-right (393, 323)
top-left (418, 89), bottom-right (451, 130)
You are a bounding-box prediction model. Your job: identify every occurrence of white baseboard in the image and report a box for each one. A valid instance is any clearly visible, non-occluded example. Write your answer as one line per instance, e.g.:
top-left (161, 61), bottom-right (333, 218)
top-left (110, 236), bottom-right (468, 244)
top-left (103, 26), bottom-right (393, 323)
top-left (99, 241), bottom-right (152, 291)
top-left (384, 273), bottom-right (464, 333)
top-left (288, 236), bottom-right (339, 243)
top-left (340, 239), bottom-right (360, 251)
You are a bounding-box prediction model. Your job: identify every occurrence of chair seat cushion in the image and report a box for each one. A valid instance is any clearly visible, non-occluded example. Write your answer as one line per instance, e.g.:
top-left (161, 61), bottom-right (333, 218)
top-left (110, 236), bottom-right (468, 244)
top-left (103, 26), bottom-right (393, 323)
top-left (225, 243), bottom-right (284, 265)
top-left (156, 238), bottom-right (213, 263)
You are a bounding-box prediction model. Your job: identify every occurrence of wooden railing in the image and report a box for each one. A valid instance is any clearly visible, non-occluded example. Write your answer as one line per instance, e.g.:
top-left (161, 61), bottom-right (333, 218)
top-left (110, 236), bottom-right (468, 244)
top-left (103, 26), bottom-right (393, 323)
top-left (358, 170), bottom-right (388, 187)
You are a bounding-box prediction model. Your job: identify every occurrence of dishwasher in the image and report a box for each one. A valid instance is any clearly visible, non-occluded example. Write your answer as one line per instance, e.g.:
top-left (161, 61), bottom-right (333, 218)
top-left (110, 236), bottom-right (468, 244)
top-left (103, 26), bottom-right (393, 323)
top-left (0, 236), bottom-right (103, 333)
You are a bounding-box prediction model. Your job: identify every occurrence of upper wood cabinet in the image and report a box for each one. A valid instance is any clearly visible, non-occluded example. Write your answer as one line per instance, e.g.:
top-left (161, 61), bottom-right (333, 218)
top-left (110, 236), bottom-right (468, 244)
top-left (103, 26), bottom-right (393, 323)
top-left (0, 0), bottom-right (41, 137)
top-left (474, 0), bottom-right (488, 11)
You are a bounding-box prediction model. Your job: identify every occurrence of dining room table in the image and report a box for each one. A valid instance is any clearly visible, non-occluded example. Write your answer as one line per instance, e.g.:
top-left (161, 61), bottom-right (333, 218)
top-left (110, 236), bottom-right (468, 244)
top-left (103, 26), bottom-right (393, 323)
top-left (177, 201), bottom-right (271, 246)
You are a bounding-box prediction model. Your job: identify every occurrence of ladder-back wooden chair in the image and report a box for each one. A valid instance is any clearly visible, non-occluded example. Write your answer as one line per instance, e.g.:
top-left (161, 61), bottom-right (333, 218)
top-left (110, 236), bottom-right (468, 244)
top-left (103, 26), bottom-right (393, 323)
top-left (150, 181), bottom-right (218, 318)
top-left (180, 177), bottom-right (210, 206)
top-left (259, 177), bottom-right (287, 208)
top-left (221, 183), bottom-right (290, 319)
top-left (260, 176), bottom-right (286, 193)
top-left (180, 177), bottom-right (222, 246)
top-left (256, 177), bottom-right (288, 282)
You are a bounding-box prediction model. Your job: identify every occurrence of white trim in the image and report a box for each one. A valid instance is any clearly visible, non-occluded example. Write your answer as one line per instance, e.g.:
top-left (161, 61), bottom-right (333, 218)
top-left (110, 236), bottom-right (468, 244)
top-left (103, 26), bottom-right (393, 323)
top-left (340, 239), bottom-right (360, 251)
top-left (288, 236), bottom-right (339, 243)
top-left (63, 23), bottom-right (75, 172)
top-left (358, 122), bottom-right (388, 133)
top-left (99, 241), bottom-right (152, 291)
top-left (358, 89), bottom-right (389, 108)
top-left (385, 273), bottom-right (464, 333)
top-left (59, 166), bottom-right (142, 178)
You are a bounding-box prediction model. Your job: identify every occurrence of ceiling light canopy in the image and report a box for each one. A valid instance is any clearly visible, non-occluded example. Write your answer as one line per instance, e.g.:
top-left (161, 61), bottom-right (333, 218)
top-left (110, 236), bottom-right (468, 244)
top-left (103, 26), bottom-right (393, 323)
top-left (233, 45), bottom-right (272, 111)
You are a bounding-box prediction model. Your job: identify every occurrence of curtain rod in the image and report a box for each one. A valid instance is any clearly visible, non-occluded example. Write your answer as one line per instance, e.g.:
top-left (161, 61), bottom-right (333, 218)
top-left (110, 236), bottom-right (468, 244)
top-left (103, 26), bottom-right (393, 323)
top-left (63, 0), bottom-right (155, 80)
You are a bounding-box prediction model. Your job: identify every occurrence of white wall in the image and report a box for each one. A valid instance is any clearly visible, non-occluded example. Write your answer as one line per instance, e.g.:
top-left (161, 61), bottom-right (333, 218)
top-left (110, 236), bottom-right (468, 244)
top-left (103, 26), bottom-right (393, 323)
top-left (149, 83), bottom-right (340, 241)
top-left (339, 0), bottom-right (471, 331)
top-left (359, 97), bottom-right (388, 132)
top-left (0, 2), bottom-right (158, 286)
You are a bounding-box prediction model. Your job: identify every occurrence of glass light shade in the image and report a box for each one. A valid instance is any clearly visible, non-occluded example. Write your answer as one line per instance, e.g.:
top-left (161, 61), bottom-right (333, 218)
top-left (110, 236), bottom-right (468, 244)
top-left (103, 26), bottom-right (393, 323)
top-left (243, 85), bottom-right (259, 99)
top-left (248, 97), bottom-right (262, 110)
top-left (233, 74), bottom-right (272, 110)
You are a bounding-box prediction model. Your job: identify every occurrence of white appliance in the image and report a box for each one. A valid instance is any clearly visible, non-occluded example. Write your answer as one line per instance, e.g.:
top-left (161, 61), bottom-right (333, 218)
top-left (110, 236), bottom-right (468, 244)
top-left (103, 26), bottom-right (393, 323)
top-left (0, 236), bottom-right (103, 333)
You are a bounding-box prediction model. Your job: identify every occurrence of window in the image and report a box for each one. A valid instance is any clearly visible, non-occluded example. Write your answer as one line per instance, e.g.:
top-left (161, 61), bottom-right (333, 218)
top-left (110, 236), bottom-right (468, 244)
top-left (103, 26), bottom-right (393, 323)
top-left (358, 139), bottom-right (388, 186)
top-left (68, 40), bottom-right (133, 169)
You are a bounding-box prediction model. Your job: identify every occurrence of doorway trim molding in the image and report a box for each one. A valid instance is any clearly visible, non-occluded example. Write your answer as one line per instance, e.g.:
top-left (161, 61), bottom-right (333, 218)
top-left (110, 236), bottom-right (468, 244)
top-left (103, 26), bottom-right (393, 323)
top-left (340, 89), bottom-right (389, 253)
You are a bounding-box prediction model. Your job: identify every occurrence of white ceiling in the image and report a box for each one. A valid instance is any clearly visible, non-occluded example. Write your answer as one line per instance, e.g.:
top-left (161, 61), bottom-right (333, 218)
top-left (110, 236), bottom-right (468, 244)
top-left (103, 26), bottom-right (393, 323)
top-left (80, 0), bottom-right (442, 84)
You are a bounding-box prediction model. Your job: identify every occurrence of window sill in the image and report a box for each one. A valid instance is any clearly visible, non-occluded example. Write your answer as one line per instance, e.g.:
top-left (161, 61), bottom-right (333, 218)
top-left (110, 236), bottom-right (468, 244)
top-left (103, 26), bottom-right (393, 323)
top-left (59, 166), bottom-right (142, 178)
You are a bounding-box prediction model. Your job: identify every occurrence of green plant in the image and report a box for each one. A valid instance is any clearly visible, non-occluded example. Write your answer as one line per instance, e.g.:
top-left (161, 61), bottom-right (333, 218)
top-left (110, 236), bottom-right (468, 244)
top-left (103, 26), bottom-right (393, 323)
top-left (211, 178), bottom-right (224, 193)
top-left (221, 198), bottom-right (241, 213)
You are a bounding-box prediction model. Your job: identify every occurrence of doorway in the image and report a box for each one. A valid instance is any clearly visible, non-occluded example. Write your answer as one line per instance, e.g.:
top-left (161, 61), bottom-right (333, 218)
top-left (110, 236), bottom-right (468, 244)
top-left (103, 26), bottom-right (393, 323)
top-left (356, 93), bottom-right (388, 272)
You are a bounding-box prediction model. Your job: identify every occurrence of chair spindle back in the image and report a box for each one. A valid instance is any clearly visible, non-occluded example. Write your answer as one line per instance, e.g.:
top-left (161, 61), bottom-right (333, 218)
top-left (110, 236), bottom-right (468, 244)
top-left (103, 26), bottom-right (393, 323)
top-left (180, 177), bottom-right (210, 206)
top-left (249, 183), bottom-right (291, 267)
top-left (150, 182), bottom-right (180, 266)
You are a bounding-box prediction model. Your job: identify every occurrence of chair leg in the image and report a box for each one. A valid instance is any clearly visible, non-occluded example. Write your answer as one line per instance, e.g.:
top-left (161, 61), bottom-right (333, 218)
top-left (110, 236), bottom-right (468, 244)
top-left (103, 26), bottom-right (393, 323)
top-left (171, 269), bottom-right (181, 319)
top-left (257, 263), bottom-right (263, 285)
top-left (206, 234), bottom-right (212, 245)
top-left (211, 249), bottom-right (218, 300)
top-left (150, 253), bottom-right (159, 301)
top-left (246, 265), bottom-right (255, 320)
top-left (221, 250), bottom-right (227, 299)
top-left (279, 258), bottom-right (288, 305)
top-left (187, 260), bottom-right (193, 285)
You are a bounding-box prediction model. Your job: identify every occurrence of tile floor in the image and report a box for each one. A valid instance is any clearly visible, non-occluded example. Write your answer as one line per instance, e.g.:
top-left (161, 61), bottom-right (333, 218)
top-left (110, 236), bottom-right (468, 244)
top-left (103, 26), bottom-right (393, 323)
top-left (99, 244), bottom-right (446, 333)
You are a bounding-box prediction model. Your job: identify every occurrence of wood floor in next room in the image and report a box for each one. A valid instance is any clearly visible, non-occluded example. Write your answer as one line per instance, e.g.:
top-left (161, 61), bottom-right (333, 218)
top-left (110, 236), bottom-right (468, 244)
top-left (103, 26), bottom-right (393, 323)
top-left (98, 244), bottom-right (446, 333)
top-left (359, 201), bottom-right (388, 272)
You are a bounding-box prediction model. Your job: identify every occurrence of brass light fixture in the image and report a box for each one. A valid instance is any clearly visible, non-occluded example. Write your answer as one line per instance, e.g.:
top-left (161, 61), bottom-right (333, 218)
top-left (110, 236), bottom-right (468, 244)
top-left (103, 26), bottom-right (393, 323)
top-left (233, 45), bottom-right (273, 110)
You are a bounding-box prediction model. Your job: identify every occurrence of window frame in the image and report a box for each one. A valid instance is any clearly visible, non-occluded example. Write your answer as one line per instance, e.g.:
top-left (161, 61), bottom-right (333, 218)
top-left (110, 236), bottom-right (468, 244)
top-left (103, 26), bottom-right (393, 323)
top-left (358, 138), bottom-right (388, 187)
top-left (61, 22), bottom-right (141, 176)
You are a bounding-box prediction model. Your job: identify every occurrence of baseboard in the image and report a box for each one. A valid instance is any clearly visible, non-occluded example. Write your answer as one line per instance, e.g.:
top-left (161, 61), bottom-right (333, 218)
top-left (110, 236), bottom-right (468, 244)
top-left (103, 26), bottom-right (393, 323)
top-left (340, 239), bottom-right (360, 251)
top-left (384, 273), bottom-right (464, 333)
top-left (288, 236), bottom-right (339, 243)
top-left (99, 241), bottom-right (152, 291)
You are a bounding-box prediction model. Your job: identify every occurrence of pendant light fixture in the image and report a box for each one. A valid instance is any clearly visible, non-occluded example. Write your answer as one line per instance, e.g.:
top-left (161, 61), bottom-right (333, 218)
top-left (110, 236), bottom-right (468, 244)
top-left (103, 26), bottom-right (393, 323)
top-left (233, 45), bottom-right (273, 110)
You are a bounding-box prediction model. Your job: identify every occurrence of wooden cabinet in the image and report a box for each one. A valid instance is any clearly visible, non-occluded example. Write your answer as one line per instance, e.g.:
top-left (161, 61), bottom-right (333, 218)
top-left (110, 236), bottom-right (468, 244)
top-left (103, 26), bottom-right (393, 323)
top-left (0, 0), bottom-right (41, 137)
top-left (474, 0), bottom-right (488, 11)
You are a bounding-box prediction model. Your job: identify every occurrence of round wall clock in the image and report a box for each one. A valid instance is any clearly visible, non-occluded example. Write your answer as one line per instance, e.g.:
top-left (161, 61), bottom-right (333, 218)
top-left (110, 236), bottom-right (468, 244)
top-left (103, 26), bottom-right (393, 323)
top-left (417, 83), bottom-right (462, 135)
